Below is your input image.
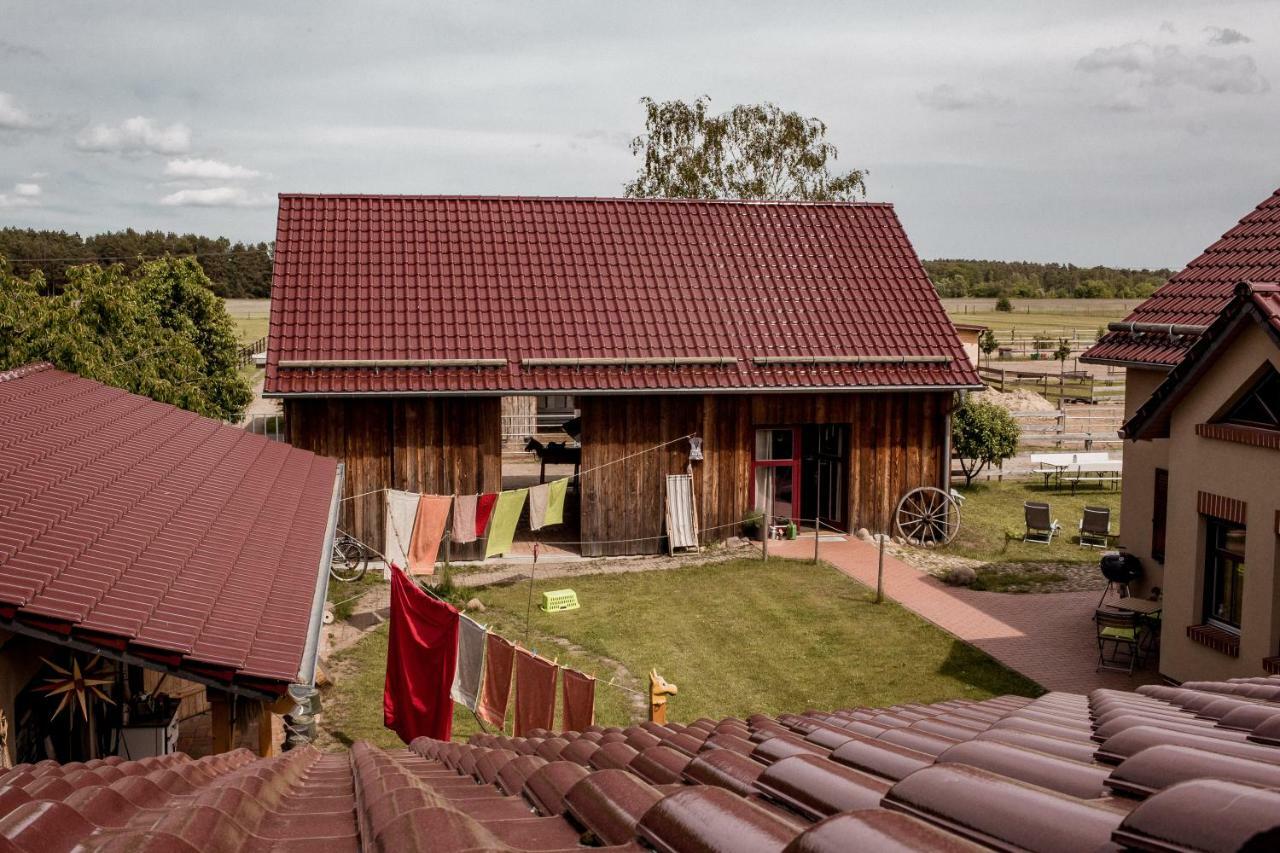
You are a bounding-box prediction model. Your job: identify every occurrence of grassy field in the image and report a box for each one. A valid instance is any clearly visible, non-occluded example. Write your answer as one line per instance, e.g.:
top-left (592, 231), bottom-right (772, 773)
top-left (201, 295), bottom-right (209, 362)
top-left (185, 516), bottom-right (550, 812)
top-left (944, 297), bottom-right (1136, 335)
top-left (223, 298), bottom-right (271, 344)
top-left (945, 480), bottom-right (1121, 564)
top-left (318, 557), bottom-right (1041, 749)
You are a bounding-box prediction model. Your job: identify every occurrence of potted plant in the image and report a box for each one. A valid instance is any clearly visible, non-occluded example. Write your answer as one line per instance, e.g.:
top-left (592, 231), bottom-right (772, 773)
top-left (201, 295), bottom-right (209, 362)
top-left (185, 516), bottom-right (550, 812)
top-left (741, 509), bottom-right (764, 540)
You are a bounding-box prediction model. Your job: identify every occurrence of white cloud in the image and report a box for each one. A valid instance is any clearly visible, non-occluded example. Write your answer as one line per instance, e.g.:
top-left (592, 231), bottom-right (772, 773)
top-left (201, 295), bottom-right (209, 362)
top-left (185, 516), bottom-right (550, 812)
top-left (0, 92), bottom-right (37, 129)
top-left (1206, 26), bottom-right (1251, 45)
top-left (1076, 41), bottom-right (1268, 95)
top-left (75, 116), bottom-right (192, 154)
top-left (164, 157), bottom-right (261, 180)
top-left (0, 182), bottom-right (41, 208)
top-left (917, 84), bottom-right (1012, 111)
top-left (158, 186), bottom-right (272, 207)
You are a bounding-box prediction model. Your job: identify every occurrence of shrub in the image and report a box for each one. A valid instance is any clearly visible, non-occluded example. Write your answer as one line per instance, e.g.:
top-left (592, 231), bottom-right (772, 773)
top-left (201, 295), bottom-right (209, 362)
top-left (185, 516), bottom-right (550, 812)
top-left (952, 398), bottom-right (1020, 487)
top-left (994, 296), bottom-right (1013, 312)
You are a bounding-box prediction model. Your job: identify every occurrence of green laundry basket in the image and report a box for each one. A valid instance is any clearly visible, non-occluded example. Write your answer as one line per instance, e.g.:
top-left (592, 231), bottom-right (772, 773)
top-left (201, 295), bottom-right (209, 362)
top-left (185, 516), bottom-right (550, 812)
top-left (540, 589), bottom-right (580, 613)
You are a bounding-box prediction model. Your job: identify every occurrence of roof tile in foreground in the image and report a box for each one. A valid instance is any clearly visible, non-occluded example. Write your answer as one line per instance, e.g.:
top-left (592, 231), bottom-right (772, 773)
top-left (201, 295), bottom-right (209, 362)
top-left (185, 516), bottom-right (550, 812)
top-left (0, 364), bottom-right (340, 690)
top-left (264, 194), bottom-right (979, 395)
top-left (5, 677), bottom-right (1280, 850)
top-left (1085, 186), bottom-right (1280, 367)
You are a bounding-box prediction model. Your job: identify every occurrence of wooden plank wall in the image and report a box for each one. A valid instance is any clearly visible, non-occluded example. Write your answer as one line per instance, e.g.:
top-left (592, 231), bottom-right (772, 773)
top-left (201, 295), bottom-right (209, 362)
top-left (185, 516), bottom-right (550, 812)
top-left (284, 397), bottom-right (501, 560)
top-left (578, 393), bottom-right (951, 557)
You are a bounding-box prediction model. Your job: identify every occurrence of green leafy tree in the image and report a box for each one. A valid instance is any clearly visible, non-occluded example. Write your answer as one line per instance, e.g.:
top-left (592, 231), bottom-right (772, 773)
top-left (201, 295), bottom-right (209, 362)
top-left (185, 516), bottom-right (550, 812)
top-left (0, 257), bottom-right (252, 421)
top-left (994, 295), bottom-right (1013, 312)
top-left (978, 329), bottom-right (1000, 367)
top-left (1054, 338), bottom-right (1072, 374)
top-left (0, 227), bottom-right (273, 297)
top-left (625, 96), bottom-right (867, 201)
top-left (952, 399), bottom-right (1020, 487)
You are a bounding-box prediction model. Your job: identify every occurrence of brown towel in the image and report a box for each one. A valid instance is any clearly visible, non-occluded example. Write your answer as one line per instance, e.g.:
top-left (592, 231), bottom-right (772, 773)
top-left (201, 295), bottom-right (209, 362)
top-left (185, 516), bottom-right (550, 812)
top-left (560, 667), bottom-right (596, 733)
top-left (408, 495), bottom-right (452, 575)
top-left (477, 633), bottom-right (515, 728)
top-left (514, 648), bottom-right (559, 736)
top-left (452, 494), bottom-right (478, 545)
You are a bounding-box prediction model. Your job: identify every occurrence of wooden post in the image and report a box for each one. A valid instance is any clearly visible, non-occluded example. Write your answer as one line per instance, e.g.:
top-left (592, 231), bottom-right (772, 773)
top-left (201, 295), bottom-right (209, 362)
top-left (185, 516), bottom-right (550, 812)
top-left (875, 536), bottom-right (886, 604)
top-left (257, 700), bottom-right (274, 758)
top-left (209, 689), bottom-right (233, 755)
top-left (761, 475), bottom-right (772, 562)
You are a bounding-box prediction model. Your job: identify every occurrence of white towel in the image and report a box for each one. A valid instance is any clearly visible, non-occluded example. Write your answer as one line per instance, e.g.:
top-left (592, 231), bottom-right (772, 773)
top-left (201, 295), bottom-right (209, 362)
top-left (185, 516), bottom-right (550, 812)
top-left (528, 482), bottom-right (550, 531)
top-left (384, 489), bottom-right (420, 579)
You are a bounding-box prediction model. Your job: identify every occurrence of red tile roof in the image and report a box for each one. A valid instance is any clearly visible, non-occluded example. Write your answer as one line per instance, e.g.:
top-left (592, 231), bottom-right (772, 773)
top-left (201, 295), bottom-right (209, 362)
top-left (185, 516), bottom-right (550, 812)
top-left (264, 195), bottom-right (979, 395)
top-left (0, 364), bottom-right (341, 692)
top-left (1123, 282), bottom-right (1280, 440)
top-left (1084, 186), bottom-right (1280, 367)
top-left (6, 678), bottom-right (1280, 851)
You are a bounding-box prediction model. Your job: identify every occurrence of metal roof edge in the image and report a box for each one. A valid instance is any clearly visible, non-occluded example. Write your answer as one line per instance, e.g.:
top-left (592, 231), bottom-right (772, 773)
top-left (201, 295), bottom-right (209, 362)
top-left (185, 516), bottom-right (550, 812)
top-left (1077, 355), bottom-right (1176, 372)
top-left (264, 383), bottom-right (980, 399)
top-left (297, 461), bottom-right (344, 688)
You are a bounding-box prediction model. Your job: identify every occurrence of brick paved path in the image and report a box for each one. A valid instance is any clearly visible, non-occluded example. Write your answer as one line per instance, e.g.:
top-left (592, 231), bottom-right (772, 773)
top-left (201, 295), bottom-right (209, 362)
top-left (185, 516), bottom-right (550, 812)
top-left (769, 536), bottom-right (1161, 694)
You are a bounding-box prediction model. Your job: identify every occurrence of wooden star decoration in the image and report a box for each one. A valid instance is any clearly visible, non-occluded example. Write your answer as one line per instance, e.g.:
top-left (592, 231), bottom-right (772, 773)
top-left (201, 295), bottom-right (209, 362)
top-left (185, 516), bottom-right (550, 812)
top-left (36, 655), bottom-right (115, 722)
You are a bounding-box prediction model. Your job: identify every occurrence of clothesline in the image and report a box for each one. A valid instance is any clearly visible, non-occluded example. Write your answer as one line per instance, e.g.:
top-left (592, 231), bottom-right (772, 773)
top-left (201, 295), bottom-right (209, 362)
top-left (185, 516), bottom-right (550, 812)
top-left (337, 432), bottom-right (697, 505)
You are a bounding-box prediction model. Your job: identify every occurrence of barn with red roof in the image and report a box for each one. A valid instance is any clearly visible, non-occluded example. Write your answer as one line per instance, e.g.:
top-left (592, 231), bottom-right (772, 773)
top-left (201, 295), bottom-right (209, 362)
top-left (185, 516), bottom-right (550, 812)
top-left (264, 194), bottom-right (979, 557)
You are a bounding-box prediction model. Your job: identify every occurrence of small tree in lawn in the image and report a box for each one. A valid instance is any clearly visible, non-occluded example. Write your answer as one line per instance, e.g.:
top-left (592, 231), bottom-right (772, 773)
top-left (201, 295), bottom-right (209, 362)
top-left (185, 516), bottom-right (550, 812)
top-left (978, 329), bottom-right (999, 367)
top-left (952, 399), bottom-right (1020, 487)
top-left (994, 295), bottom-right (1013, 313)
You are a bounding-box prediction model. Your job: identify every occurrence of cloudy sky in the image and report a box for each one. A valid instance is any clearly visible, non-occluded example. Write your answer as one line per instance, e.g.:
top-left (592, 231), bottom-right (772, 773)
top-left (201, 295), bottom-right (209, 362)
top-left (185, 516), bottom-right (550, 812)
top-left (1, 0), bottom-right (1277, 267)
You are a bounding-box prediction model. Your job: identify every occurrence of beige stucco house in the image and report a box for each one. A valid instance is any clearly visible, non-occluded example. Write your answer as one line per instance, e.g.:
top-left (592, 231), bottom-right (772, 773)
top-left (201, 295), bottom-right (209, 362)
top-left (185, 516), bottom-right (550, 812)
top-left (1083, 187), bottom-right (1280, 683)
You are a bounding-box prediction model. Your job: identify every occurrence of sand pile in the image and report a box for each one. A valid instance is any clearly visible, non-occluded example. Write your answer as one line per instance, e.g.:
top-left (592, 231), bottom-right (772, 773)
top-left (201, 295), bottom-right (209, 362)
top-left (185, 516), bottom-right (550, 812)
top-left (970, 387), bottom-right (1057, 413)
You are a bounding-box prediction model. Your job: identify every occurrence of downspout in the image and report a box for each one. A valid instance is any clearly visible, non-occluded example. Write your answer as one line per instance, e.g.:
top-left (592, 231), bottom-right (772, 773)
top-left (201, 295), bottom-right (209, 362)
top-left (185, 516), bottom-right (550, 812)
top-left (286, 461), bottom-right (344, 749)
top-left (941, 391), bottom-right (965, 492)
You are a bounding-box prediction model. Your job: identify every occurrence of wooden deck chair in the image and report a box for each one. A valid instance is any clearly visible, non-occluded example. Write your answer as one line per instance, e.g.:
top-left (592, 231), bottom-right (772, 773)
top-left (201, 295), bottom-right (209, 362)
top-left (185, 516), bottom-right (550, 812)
top-left (1078, 506), bottom-right (1112, 548)
top-left (1023, 501), bottom-right (1061, 544)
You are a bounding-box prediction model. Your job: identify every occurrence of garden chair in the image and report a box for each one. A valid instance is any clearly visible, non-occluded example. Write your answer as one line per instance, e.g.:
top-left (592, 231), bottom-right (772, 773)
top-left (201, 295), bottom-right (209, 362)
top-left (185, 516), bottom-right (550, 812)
top-left (1095, 608), bottom-right (1145, 674)
top-left (1078, 506), bottom-right (1112, 548)
top-left (1023, 501), bottom-right (1061, 544)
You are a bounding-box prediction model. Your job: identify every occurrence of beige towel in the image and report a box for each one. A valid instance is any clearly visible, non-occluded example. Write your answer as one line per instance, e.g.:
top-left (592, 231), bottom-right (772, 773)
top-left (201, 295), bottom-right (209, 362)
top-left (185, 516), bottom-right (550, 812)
top-left (528, 482), bottom-right (550, 531)
top-left (452, 494), bottom-right (478, 545)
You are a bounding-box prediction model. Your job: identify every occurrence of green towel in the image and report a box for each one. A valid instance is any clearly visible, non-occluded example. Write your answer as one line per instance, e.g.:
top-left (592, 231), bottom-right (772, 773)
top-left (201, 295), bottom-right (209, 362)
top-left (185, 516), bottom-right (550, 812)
top-left (544, 478), bottom-right (569, 527)
top-left (485, 488), bottom-right (527, 558)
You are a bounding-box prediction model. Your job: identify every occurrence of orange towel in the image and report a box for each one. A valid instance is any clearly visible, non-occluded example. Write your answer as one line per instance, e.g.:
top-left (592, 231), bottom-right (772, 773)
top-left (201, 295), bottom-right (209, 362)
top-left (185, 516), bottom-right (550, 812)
top-left (477, 633), bottom-right (515, 729)
top-left (408, 495), bottom-right (452, 575)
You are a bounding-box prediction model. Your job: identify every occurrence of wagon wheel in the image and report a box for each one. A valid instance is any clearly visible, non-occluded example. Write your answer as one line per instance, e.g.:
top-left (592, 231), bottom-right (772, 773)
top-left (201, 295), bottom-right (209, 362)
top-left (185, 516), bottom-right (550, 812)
top-left (895, 487), bottom-right (961, 546)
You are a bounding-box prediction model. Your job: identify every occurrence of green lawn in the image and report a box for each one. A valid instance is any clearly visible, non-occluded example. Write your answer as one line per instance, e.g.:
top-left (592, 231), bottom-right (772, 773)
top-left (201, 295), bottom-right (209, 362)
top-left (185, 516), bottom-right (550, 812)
top-left (946, 480), bottom-right (1121, 564)
top-left (943, 297), bottom-right (1137, 335)
top-left (319, 557), bottom-right (1041, 749)
top-left (232, 315), bottom-right (270, 344)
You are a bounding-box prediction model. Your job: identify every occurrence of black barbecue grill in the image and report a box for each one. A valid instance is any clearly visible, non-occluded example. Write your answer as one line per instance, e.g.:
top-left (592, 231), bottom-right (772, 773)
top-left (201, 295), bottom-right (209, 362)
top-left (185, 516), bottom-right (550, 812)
top-left (1099, 551), bottom-right (1142, 607)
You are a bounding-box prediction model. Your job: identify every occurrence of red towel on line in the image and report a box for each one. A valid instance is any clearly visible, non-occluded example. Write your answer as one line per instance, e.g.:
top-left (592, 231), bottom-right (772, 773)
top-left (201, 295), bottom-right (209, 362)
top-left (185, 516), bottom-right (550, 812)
top-left (560, 668), bottom-right (596, 733)
top-left (475, 492), bottom-right (499, 539)
top-left (514, 648), bottom-right (559, 736)
top-left (408, 495), bottom-right (452, 575)
top-left (383, 565), bottom-right (459, 743)
top-left (477, 632), bottom-right (515, 728)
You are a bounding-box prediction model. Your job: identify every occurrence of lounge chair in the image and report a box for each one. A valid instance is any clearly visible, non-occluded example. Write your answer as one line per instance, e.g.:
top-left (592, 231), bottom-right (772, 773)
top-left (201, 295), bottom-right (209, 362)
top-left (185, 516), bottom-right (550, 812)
top-left (1078, 506), bottom-right (1112, 548)
top-left (1095, 608), bottom-right (1145, 674)
top-left (1023, 501), bottom-right (1061, 544)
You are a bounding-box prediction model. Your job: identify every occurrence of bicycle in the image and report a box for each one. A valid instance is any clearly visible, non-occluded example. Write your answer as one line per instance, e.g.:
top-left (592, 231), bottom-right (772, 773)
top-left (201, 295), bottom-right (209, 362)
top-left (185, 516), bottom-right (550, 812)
top-left (329, 532), bottom-right (370, 582)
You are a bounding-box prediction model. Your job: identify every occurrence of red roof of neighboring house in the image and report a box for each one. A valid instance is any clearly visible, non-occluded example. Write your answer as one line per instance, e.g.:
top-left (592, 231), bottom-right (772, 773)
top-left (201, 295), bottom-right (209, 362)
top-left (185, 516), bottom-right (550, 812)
top-left (1123, 282), bottom-right (1280, 440)
top-left (0, 364), bottom-right (341, 694)
top-left (6, 679), bottom-right (1280, 851)
top-left (1084, 187), bottom-right (1280, 367)
top-left (264, 195), bottom-right (979, 395)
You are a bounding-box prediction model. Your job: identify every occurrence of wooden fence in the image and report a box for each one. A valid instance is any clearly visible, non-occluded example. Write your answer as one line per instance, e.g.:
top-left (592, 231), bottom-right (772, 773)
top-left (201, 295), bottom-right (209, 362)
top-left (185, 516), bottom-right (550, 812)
top-left (979, 365), bottom-right (1124, 404)
top-left (1007, 409), bottom-right (1123, 450)
top-left (237, 336), bottom-right (267, 369)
